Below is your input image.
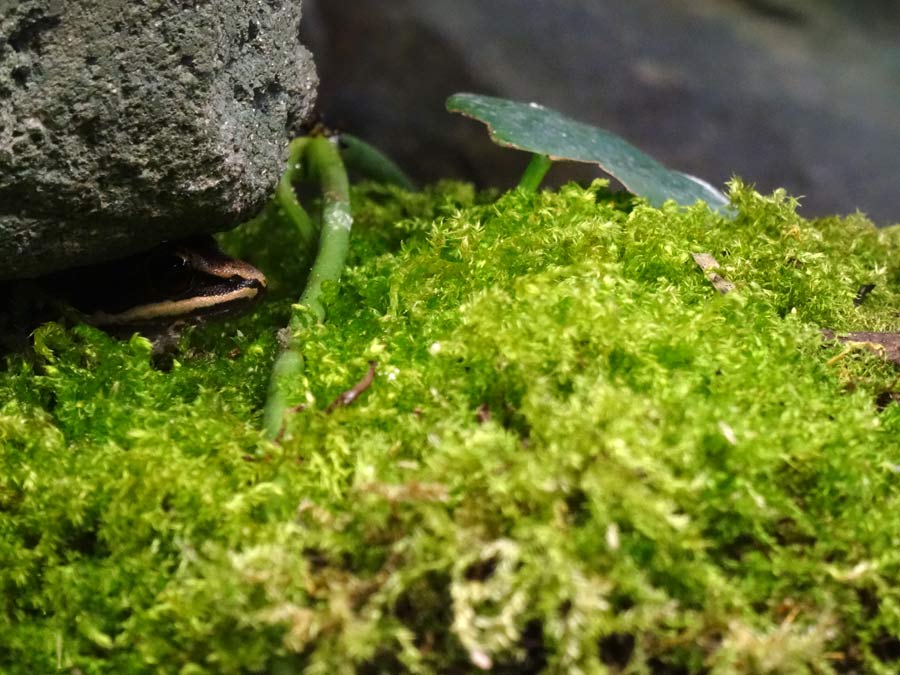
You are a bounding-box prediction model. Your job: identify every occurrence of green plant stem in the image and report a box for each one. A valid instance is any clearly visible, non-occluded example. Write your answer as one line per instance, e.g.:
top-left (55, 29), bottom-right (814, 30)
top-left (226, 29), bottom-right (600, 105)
top-left (517, 153), bottom-right (553, 192)
top-left (339, 133), bottom-right (416, 191)
top-left (264, 136), bottom-right (353, 439)
top-left (295, 137), bottom-right (353, 324)
top-left (276, 138), bottom-right (316, 249)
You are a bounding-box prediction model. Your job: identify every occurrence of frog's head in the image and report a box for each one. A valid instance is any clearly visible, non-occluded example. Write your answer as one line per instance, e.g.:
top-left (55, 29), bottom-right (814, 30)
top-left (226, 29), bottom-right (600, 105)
top-left (48, 236), bottom-right (267, 329)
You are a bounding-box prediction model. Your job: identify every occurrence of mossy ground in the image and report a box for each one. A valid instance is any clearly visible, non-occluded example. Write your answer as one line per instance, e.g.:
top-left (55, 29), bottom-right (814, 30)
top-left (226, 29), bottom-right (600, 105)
top-left (3, 181), bottom-right (900, 674)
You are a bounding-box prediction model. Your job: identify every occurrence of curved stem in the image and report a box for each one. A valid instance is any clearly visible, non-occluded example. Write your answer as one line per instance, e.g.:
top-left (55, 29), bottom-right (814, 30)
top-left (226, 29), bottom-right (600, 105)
top-left (295, 136), bottom-right (353, 324)
top-left (339, 133), bottom-right (416, 191)
top-left (276, 138), bottom-right (316, 249)
top-left (264, 136), bottom-right (353, 439)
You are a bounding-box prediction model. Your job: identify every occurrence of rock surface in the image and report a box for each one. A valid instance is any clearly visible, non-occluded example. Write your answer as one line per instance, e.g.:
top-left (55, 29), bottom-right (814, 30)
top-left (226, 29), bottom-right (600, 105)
top-left (303, 0), bottom-right (900, 225)
top-left (0, 0), bottom-right (317, 279)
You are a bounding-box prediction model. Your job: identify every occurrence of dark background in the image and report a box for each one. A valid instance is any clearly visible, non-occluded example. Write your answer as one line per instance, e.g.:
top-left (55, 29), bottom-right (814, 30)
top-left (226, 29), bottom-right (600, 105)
top-left (302, 0), bottom-right (900, 225)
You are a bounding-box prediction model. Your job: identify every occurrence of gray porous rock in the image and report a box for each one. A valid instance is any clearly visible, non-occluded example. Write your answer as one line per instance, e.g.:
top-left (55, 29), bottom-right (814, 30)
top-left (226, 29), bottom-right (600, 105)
top-left (0, 0), bottom-right (317, 279)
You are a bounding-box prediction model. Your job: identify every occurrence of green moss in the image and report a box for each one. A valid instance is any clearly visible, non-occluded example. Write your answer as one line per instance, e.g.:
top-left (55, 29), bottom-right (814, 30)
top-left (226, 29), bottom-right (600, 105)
top-left (3, 180), bottom-right (900, 673)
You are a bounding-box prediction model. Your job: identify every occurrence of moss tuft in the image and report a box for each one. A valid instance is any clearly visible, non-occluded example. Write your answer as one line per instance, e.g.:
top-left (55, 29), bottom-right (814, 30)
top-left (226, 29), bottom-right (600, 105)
top-left (3, 181), bottom-right (900, 673)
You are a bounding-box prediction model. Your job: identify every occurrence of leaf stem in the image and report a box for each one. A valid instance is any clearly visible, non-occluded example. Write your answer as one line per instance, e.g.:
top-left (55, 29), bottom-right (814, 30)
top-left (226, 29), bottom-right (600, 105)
top-left (517, 153), bottom-right (553, 192)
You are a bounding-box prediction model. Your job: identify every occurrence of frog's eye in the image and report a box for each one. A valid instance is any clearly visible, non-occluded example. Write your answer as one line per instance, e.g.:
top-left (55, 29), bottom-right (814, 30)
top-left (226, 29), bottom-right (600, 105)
top-left (146, 251), bottom-right (196, 298)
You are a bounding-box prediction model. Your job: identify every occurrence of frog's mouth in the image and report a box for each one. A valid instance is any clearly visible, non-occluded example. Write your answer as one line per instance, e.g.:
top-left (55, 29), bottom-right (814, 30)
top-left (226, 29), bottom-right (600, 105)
top-left (46, 236), bottom-right (267, 328)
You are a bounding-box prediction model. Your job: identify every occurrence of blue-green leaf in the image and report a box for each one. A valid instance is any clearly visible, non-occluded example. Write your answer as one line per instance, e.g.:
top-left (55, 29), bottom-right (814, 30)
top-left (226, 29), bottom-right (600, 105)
top-left (447, 93), bottom-right (731, 216)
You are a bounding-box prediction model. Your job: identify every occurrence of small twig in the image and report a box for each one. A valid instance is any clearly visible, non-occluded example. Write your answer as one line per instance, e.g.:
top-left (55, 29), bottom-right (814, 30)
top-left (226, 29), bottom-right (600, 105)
top-left (270, 360), bottom-right (377, 442)
top-left (272, 404), bottom-right (307, 445)
top-left (326, 361), bottom-right (378, 413)
top-left (691, 252), bottom-right (735, 294)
